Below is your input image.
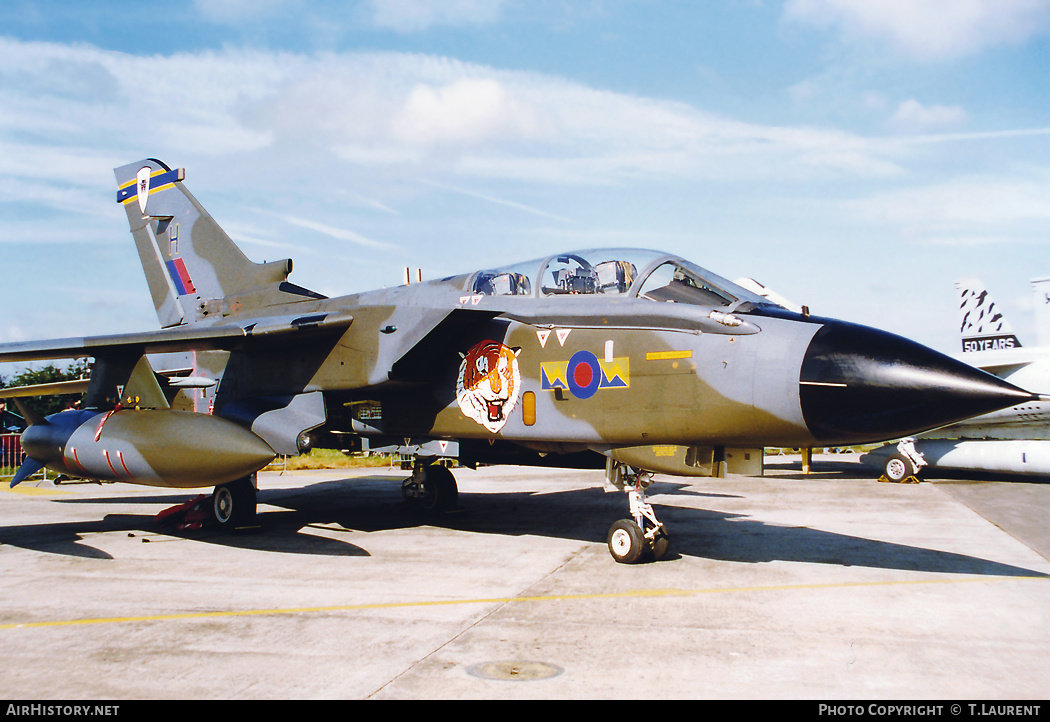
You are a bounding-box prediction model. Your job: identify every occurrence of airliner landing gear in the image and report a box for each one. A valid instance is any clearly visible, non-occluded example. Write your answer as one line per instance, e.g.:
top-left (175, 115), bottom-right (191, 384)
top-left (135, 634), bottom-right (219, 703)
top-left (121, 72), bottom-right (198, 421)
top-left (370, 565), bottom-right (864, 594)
top-left (606, 465), bottom-right (669, 563)
top-left (402, 461), bottom-right (458, 514)
top-left (882, 453), bottom-right (918, 483)
top-left (879, 438), bottom-right (926, 484)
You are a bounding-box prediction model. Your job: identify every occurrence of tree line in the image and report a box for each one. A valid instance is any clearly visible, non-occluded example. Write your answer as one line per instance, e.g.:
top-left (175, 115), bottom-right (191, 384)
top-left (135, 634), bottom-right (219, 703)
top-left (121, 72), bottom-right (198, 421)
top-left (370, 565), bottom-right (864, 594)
top-left (0, 361), bottom-right (90, 417)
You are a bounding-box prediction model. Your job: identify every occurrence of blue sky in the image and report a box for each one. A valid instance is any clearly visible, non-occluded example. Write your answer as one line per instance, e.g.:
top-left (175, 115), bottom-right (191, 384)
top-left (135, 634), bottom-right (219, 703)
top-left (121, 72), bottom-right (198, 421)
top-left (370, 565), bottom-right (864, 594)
top-left (1, 0), bottom-right (1049, 359)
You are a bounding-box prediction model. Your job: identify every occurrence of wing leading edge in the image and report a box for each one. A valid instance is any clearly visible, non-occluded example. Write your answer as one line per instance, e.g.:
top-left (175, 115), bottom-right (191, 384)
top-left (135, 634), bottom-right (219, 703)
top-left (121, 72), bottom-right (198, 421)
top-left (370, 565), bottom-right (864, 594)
top-left (0, 311), bottom-right (355, 364)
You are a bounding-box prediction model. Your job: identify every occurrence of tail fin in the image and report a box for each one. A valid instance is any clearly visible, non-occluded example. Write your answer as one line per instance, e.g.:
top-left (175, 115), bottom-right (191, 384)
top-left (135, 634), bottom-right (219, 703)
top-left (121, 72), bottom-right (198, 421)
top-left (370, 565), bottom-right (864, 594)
top-left (956, 277), bottom-right (1023, 353)
top-left (114, 159), bottom-right (323, 328)
top-left (1033, 277), bottom-right (1050, 348)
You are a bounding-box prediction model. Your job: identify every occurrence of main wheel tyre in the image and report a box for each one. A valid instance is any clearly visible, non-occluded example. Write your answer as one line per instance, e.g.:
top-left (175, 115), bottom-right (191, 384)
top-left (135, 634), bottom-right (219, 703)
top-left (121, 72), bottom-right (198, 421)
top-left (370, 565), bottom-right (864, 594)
top-left (405, 464), bottom-right (458, 514)
top-left (607, 519), bottom-right (645, 564)
top-left (211, 477), bottom-right (257, 529)
top-left (883, 454), bottom-right (915, 482)
top-left (650, 529), bottom-right (671, 561)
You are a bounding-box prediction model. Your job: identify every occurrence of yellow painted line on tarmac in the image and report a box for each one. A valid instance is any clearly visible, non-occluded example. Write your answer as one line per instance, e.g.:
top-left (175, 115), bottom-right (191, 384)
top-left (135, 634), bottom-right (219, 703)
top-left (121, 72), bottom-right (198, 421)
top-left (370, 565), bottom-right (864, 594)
top-left (0, 483), bottom-right (71, 496)
top-left (2, 575), bottom-right (1045, 631)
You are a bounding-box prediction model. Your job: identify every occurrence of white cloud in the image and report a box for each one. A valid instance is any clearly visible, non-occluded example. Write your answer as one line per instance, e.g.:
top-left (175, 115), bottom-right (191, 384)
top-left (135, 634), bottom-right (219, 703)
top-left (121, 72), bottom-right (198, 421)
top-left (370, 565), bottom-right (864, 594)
top-left (365, 0), bottom-right (508, 32)
top-left (922, 234), bottom-right (1018, 248)
top-left (862, 91), bottom-right (888, 111)
top-left (225, 48), bottom-right (909, 182)
top-left (10, 36), bottom-right (1041, 230)
top-left (0, 325), bottom-right (28, 344)
top-left (848, 176), bottom-right (1050, 236)
top-left (788, 78), bottom-right (820, 104)
top-left (888, 99), bottom-right (968, 132)
top-left (393, 78), bottom-right (542, 146)
top-left (277, 214), bottom-right (394, 251)
top-left (0, 38), bottom-right (908, 191)
top-left (785, 0), bottom-right (1050, 60)
top-left (418, 178), bottom-right (576, 223)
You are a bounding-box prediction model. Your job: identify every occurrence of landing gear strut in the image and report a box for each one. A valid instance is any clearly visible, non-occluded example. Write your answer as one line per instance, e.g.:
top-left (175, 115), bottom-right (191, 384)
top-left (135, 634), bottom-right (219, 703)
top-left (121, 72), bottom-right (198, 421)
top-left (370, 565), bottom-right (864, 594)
top-left (606, 464), bottom-right (669, 563)
top-left (402, 461), bottom-right (458, 514)
top-left (879, 438), bottom-right (926, 484)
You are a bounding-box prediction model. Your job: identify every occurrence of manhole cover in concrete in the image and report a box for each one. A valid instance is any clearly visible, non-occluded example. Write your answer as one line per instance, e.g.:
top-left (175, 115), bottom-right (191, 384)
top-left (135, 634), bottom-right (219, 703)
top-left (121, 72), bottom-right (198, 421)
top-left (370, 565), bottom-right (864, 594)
top-left (467, 661), bottom-right (563, 682)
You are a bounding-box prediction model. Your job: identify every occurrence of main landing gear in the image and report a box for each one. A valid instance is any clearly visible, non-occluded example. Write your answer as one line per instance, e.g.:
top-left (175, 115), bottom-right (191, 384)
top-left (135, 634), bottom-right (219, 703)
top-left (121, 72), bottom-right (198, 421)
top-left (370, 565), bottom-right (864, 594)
top-left (211, 475), bottom-right (258, 529)
top-left (401, 461), bottom-right (458, 514)
top-left (606, 464), bottom-right (670, 564)
top-left (155, 475), bottom-right (258, 531)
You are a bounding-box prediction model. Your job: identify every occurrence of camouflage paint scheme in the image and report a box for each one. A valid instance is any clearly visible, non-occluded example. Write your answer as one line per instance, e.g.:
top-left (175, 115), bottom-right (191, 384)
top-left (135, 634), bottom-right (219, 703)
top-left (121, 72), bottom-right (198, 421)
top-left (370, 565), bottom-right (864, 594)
top-left (0, 159), bottom-right (1036, 492)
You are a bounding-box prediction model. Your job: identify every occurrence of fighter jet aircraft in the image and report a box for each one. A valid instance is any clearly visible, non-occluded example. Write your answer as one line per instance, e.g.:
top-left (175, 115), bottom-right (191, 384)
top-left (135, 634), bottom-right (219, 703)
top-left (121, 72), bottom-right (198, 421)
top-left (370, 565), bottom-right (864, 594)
top-left (0, 159), bottom-right (1039, 563)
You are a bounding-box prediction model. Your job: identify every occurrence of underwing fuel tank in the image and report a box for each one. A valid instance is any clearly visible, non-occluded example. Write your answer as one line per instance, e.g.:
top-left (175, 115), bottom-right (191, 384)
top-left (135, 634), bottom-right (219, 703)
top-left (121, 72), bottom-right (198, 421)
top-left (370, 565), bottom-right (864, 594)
top-left (799, 320), bottom-right (1037, 445)
top-left (15, 408), bottom-right (276, 488)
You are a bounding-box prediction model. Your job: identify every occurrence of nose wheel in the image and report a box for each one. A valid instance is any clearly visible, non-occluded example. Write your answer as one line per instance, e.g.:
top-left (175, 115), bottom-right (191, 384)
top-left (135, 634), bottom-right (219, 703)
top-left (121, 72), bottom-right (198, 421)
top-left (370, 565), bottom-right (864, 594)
top-left (606, 469), bottom-right (669, 563)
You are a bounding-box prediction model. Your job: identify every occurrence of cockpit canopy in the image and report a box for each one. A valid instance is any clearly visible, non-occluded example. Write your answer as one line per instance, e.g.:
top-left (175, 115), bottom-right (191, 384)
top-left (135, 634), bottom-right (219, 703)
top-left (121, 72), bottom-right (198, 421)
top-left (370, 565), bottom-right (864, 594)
top-left (467, 249), bottom-right (770, 309)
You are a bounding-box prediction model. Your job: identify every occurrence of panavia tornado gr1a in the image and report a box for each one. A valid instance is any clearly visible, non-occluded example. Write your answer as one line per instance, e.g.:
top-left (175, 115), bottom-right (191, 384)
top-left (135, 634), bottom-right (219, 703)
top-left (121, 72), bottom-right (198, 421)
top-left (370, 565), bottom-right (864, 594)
top-left (0, 159), bottom-right (1038, 563)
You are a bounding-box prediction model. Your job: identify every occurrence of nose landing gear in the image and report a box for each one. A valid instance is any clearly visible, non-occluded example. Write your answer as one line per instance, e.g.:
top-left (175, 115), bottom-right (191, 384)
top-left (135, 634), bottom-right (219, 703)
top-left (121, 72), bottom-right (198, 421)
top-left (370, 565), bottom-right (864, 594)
top-left (606, 464), bottom-right (669, 563)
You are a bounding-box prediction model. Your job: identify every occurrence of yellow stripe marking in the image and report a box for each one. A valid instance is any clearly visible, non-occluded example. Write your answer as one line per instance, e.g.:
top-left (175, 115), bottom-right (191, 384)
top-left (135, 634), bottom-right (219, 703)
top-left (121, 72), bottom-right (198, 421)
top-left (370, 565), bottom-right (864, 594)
top-left (117, 168), bottom-right (168, 190)
top-left (646, 350), bottom-right (693, 361)
top-left (1, 484), bottom-right (71, 496)
top-left (120, 184), bottom-right (176, 206)
top-left (118, 169), bottom-right (177, 205)
top-left (1, 576), bottom-right (1042, 631)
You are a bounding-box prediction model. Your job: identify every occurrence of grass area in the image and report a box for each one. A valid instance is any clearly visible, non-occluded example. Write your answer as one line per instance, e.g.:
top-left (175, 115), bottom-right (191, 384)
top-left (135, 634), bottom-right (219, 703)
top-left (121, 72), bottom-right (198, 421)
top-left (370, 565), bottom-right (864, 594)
top-left (1, 450), bottom-right (393, 480)
top-left (265, 448), bottom-right (395, 471)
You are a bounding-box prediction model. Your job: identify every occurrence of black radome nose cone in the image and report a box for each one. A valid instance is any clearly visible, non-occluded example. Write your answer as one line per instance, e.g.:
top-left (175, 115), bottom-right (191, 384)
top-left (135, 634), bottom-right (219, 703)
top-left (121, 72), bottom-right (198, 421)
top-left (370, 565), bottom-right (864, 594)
top-left (800, 321), bottom-right (1035, 444)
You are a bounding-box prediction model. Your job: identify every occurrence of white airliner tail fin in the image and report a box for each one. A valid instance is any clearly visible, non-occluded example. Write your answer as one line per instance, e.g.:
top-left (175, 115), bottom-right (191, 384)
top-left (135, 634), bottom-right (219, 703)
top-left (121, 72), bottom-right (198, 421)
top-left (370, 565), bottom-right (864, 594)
top-left (956, 277), bottom-right (1022, 353)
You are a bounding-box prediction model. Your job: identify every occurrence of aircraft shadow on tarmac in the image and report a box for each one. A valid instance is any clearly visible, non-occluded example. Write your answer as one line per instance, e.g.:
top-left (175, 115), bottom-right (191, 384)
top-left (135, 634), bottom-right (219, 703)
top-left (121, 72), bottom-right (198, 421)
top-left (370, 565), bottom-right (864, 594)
top-left (2, 474), bottom-right (1044, 579)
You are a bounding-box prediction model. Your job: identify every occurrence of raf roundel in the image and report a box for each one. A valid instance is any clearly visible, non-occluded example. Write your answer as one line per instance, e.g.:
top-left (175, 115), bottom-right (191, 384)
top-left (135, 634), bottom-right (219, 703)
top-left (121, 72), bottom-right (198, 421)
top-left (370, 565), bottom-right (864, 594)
top-left (567, 350), bottom-right (602, 400)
